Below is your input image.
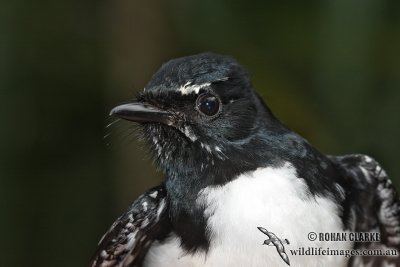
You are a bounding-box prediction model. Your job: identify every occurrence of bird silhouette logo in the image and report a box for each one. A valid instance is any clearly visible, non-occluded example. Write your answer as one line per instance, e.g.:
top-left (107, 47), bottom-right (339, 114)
top-left (258, 227), bottom-right (290, 266)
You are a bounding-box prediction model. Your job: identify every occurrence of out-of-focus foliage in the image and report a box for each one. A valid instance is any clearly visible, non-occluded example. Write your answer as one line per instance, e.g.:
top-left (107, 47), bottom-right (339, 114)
top-left (0, 0), bottom-right (399, 266)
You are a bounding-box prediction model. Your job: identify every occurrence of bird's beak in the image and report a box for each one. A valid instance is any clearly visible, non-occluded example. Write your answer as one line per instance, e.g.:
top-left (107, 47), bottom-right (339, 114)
top-left (110, 102), bottom-right (172, 125)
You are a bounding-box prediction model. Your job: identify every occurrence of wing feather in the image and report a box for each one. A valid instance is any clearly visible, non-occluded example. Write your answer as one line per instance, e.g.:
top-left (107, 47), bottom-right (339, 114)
top-left (89, 185), bottom-right (171, 267)
top-left (330, 154), bottom-right (400, 266)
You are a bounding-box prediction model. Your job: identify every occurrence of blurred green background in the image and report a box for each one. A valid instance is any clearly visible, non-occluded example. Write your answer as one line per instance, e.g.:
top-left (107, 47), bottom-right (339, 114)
top-left (1, 0), bottom-right (399, 266)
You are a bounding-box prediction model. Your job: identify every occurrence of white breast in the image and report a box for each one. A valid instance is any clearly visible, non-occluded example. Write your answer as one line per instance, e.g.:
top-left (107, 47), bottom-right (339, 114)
top-left (144, 163), bottom-right (352, 267)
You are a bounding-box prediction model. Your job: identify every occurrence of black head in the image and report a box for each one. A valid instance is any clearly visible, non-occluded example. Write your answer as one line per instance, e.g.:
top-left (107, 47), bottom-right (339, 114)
top-left (111, 53), bottom-right (280, 176)
top-left (110, 53), bottom-right (345, 253)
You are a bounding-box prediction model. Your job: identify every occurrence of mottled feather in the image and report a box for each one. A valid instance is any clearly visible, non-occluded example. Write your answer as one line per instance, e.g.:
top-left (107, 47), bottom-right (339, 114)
top-left (330, 154), bottom-right (400, 266)
top-left (89, 185), bottom-right (171, 267)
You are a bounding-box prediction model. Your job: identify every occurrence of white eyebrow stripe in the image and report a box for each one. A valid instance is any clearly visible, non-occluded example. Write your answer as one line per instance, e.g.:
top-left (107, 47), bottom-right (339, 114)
top-left (177, 82), bottom-right (211, 95)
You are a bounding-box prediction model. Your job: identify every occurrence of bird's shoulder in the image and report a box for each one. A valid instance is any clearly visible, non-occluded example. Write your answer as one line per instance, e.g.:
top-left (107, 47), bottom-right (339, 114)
top-left (89, 185), bottom-right (171, 267)
top-left (329, 154), bottom-right (400, 266)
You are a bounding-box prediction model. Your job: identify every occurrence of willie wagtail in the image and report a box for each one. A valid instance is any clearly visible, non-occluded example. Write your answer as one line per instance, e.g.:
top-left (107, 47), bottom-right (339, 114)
top-left (90, 53), bottom-right (400, 267)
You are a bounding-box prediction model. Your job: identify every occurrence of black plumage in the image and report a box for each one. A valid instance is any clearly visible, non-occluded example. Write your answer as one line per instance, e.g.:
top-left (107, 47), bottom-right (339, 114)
top-left (90, 53), bottom-right (400, 267)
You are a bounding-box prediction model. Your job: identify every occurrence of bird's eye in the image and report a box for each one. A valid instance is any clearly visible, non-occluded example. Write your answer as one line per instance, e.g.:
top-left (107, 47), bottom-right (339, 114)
top-left (196, 93), bottom-right (220, 116)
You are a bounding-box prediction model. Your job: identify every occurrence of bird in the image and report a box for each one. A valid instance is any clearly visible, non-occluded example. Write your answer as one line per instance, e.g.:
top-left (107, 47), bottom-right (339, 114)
top-left (258, 227), bottom-right (290, 265)
top-left (89, 53), bottom-right (400, 267)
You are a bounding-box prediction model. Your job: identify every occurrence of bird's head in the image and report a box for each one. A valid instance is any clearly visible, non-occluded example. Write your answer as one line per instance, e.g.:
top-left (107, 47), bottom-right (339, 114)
top-left (111, 53), bottom-right (279, 176)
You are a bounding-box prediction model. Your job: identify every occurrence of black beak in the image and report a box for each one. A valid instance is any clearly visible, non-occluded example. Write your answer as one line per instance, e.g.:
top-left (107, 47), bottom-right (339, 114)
top-left (110, 102), bottom-right (172, 125)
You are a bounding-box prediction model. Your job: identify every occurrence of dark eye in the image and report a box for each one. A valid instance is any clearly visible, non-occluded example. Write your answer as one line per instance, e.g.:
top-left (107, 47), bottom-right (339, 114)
top-left (196, 93), bottom-right (220, 116)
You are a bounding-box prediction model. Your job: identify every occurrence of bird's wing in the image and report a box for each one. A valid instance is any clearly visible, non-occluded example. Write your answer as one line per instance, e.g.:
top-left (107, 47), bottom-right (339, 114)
top-left (89, 185), bottom-right (171, 267)
top-left (329, 154), bottom-right (400, 266)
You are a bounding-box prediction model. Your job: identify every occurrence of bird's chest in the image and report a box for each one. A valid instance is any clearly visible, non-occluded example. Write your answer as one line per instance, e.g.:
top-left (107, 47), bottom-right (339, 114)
top-left (144, 165), bottom-right (352, 267)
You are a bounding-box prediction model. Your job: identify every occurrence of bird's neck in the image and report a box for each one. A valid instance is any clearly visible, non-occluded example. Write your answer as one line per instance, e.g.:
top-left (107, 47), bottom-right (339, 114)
top-left (163, 118), bottom-right (298, 253)
top-left (164, 114), bottom-right (343, 254)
